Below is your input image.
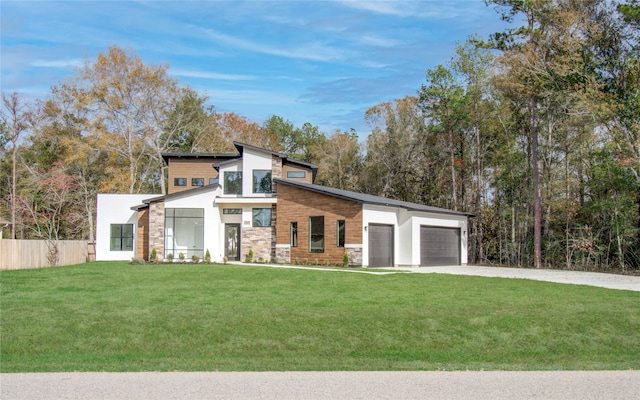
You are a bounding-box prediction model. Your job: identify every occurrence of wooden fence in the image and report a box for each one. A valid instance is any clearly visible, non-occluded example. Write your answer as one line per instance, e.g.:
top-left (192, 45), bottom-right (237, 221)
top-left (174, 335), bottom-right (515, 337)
top-left (0, 239), bottom-right (94, 270)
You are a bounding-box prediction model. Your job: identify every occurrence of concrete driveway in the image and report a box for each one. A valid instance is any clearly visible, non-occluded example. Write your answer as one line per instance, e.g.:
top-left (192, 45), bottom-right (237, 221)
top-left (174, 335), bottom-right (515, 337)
top-left (244, 263), bottom-right (640, 291)
top-left (2, 371), bottom-right (639, 400)
top-left (396, 265), bottom-right (640, 291)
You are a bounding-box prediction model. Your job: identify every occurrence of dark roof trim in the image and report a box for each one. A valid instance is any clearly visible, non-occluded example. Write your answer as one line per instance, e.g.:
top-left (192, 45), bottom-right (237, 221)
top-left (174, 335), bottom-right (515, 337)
top-left (233, 141), bottom-right (318, 170)
top-left (274, 179), bottom-right (473, 217)
top-left (129, 184), bottom-right (221, 211)
top-left (161, 152), bottom-right (238, 164)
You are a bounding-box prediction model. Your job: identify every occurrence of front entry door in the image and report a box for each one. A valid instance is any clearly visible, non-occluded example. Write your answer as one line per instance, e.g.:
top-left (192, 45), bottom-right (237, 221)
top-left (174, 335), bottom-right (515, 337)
top-left (225, 224), bottom-right (240, 261)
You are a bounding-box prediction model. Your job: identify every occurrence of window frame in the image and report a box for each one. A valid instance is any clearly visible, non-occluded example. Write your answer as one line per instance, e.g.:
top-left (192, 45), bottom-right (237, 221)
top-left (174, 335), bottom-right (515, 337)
top-left (286, 171), bottom-right (306, 179)
top-left (191, 177), bottom-right (205, 187)
top-left (252, 208), bottom-right (272, 227)
top-left (290, 222), bottom-right (298, 247)
top-left (337, 220), bottom-right (345, 247)
top-left (174, 177), bottom-right (187, 187)
top-left (309, 216), bottom-right (324, 253)
top-left (110, 223), bottom-right (134, 251)
top-left (252, 169), bottom-right (272, 193)
top-left (223, 171), bottom-right (243, 195)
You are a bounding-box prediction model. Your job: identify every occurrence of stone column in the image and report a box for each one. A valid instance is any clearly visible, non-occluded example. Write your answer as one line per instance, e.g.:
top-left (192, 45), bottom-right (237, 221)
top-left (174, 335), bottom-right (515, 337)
top-left (148, 201), bottom-right (165, 260)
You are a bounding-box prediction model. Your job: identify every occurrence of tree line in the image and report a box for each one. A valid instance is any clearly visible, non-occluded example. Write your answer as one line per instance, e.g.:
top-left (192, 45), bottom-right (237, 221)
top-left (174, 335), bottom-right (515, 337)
top-left (1, 0), bottom-right (638, 272)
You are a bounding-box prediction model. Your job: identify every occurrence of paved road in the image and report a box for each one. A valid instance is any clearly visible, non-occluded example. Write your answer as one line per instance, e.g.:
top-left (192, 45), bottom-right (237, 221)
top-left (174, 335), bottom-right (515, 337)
top-left (2, 371), bottom-right (639, 400)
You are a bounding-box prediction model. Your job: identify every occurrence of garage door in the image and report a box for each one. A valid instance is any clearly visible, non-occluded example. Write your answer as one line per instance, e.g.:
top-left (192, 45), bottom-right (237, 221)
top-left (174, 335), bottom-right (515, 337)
top-left (368, 224), bottom-right (394, 267)
top-left (420, 226), bottom-right (460, 266)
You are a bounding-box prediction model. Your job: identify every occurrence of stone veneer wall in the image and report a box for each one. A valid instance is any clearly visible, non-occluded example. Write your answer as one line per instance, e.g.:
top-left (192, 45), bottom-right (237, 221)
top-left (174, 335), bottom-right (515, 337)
top-left (345, 245), bottom-right (363, 267)
top-left (275, 244), bottom-right (290, 264)
top-left (271, 156), bottom-right (283, 195)
top-left (242, 227), bottom-right (274, 262)
top-left (148, 201), bottom-right (165, 260)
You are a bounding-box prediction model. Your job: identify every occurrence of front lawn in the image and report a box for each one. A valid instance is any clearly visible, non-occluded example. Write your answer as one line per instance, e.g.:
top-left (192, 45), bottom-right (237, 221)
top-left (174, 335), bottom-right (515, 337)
top-left (1, 262), bottom-right (638, 372)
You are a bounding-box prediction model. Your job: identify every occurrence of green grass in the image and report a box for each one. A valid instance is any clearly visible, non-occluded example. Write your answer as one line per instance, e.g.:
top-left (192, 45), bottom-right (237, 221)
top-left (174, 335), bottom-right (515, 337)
top-left (1, 262), bottom-right (638, 372)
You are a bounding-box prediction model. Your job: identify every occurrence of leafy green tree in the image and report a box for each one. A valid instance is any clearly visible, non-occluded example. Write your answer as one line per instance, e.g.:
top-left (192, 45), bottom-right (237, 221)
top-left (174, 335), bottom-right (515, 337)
top-left (419, 65), bottom-right (466, 211)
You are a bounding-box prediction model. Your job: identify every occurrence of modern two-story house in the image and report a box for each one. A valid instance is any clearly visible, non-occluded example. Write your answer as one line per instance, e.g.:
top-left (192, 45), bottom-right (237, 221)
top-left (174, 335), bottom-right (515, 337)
top-left (96, 142), bottom-right (471, 267)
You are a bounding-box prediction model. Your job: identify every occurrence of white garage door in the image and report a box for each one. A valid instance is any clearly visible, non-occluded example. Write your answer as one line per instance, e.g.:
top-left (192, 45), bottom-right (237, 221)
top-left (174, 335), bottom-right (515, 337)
top-left (420, 226), bottom-right (460, 266)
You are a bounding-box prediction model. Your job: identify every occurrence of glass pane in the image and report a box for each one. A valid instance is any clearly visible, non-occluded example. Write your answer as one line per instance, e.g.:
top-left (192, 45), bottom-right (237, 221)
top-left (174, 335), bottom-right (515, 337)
top-left (224, 171), bottom-right (242, 194)
top-left (110, 237), bottom-right (121, 251)
top-left (337, 220), bottom-right (345, 247)
top-left (174, 178), bottom-right (187, 186)
top-left (122, 224), bottom-right (133, 238)
top-left (110, 224), bottom-right (121, 237)
top-left (192, 178), bottom-right (204, 186)
top-left (287, 171), bottom-right (306, 178)
top-left (310, 216), bottom-right (324, 252)
top-left (122, 238), bottom-right (133, 251)
top-left (290, 222), bottom-right (298, 247)
top-left (175, 208), bottom-right (204, 218)
top-left (252, 208), bottom-right (272, 227)
top-left (253, 170), bottom-right (272, 193)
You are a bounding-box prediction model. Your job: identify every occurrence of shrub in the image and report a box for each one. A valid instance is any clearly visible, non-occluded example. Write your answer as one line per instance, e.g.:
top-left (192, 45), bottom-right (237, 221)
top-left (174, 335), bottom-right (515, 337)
top-left (303, 258), bottom-right (308, 265)
top-left (343, 252), bottom-right (349, 268)
top-left (130, 258), bottom-right (146, 265)
top-left (247, 249), bottom-right (254, 263)
top-left (204, 249), bottom-right (211, 263)
top-left (192, 255), bottom-right (200, 263)
top-left (324, 259), bottom-right (330, 266)
top-left (150, 248), bottom-right (157, 263)
top-left (178, 252), bottom-right (185, 262)
top-left (166, 253), bottom-right (174, 263)
top-left (222, 255), bottom-right (228, 264)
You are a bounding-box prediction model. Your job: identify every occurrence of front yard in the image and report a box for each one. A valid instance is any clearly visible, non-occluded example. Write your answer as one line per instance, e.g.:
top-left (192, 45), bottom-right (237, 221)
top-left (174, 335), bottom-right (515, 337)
top-left (1, 262), bottom-right (638, 372)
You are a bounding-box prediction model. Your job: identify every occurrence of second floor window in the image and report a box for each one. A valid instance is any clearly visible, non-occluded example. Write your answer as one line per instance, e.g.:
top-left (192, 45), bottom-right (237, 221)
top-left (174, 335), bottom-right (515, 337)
top-left (174, 178), bottom-right (187, 186)
top-left (253, 170), bottom-right (272, 193)
top-left (224, 171), bottom-right (242, 195)
top-left (192, 178), bottom-right (204, 187)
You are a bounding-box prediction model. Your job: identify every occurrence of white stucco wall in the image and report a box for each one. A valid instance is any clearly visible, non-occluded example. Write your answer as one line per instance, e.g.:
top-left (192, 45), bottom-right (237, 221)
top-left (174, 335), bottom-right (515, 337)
top-left (362, 204), bottom-right (469, 267)
top-left (96, 194), bottom-right (155, 261)
top-left (362, 205), bottom-right (401, 267)
top-left (408, 212), bottom-right (468, 266)
top-left (241, 148), bottom-right (274, 198)
top-left (165, 188), bottom-right (221, 261)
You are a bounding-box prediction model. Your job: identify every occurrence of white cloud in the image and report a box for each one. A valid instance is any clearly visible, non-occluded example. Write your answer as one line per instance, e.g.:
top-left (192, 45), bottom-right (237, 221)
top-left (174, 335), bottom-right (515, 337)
top-left (195, 27), bottom-right (353, 63)
top-left (30, 59), bottom-right (83, 68)
top-left (170, 69), bottom-right (256, 81)
top-left (336, 0), bottom-right (464, 19)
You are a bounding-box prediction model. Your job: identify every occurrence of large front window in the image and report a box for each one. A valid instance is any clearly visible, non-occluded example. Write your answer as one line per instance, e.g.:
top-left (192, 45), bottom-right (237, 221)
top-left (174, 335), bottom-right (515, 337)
top-left (252, 208), bottom-right (272, 227)
top-left (309, 216), bottom-right (324, 253)
top-left (110, 224), bottom-right (133, 251)
top-left (165, 208), bottom-right (204, 258)
top-left (224, 171), bottom-right (242, 195)
top-left (253, 170), bottom-right (272, 193)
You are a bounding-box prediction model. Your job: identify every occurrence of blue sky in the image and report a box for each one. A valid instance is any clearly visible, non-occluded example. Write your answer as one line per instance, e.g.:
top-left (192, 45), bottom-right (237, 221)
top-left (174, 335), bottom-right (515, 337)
top-left (1, 0), bottom-right (509, 136)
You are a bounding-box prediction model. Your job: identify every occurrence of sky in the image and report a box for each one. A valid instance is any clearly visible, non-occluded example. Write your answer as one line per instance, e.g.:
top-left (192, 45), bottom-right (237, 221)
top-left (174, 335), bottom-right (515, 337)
top-left (1, 0), bottom-right (510, 137)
